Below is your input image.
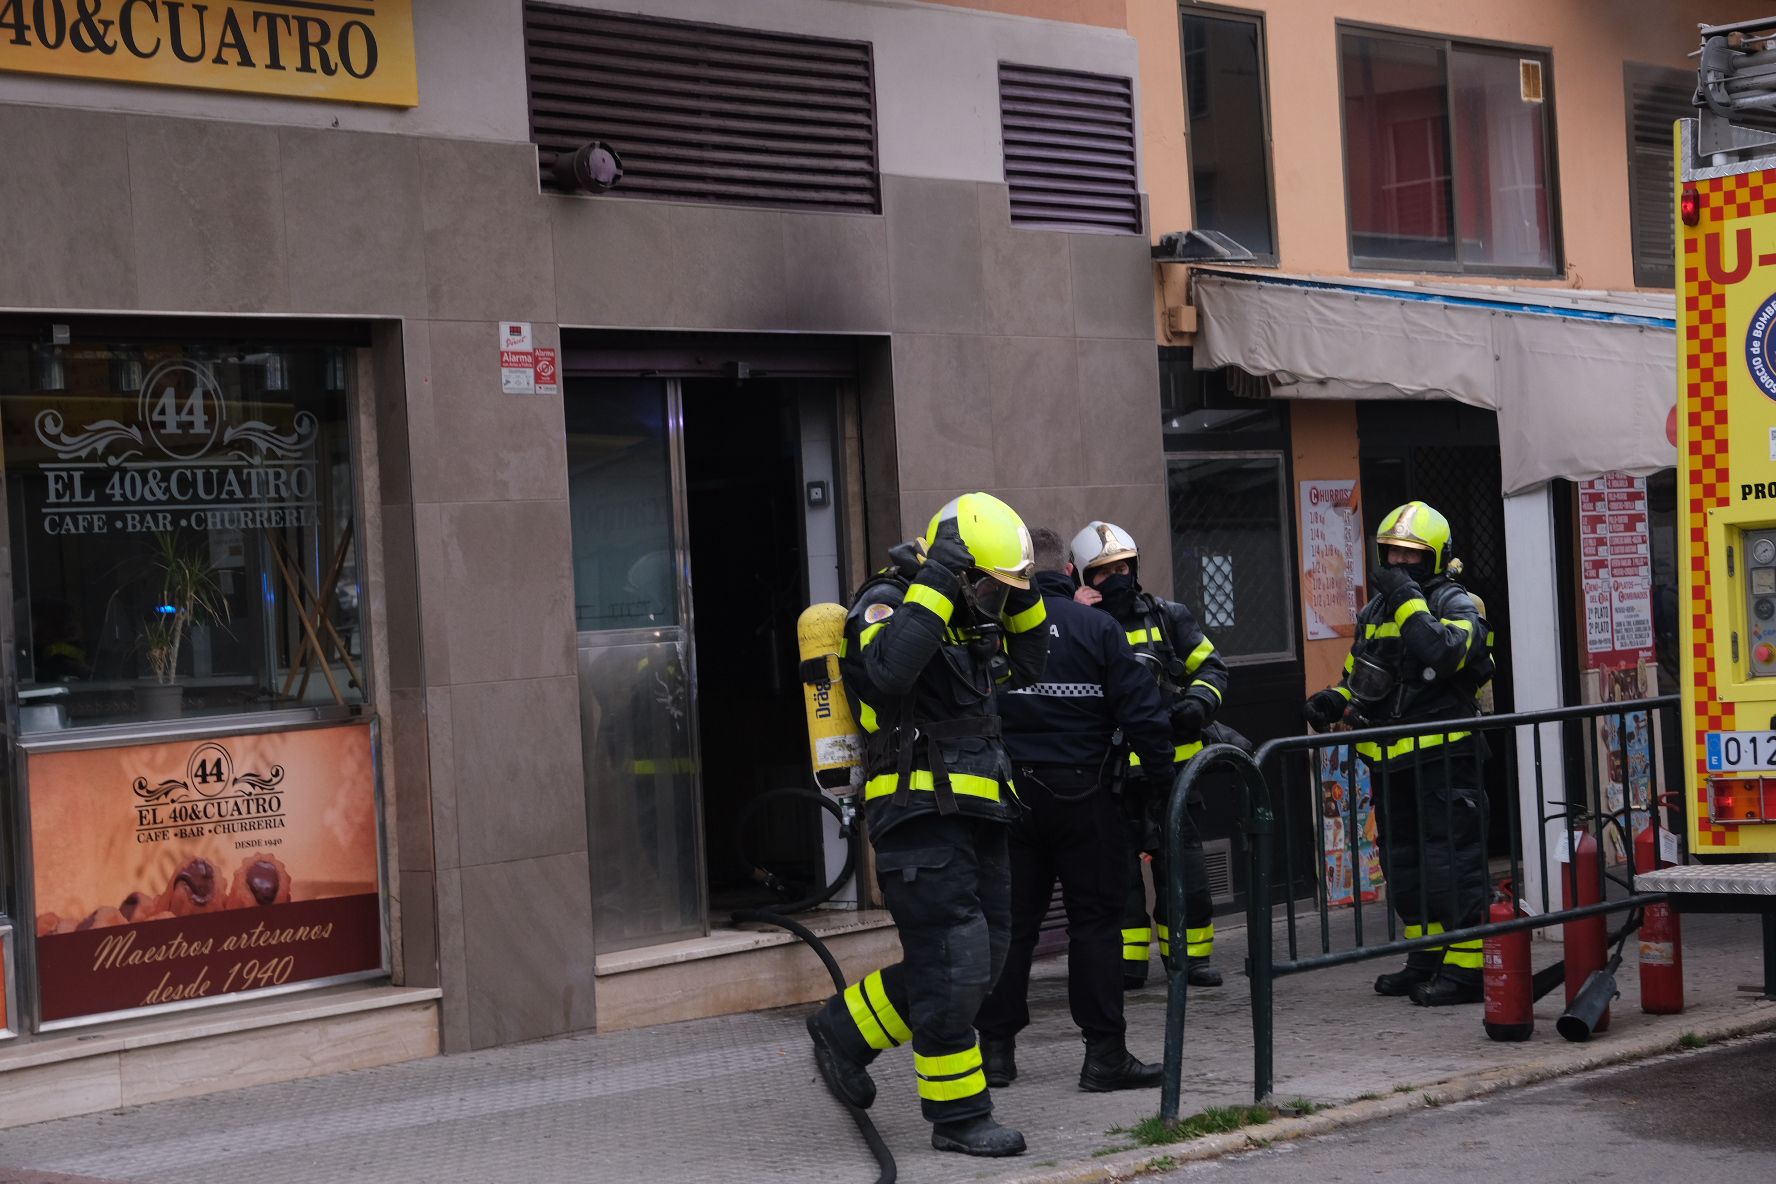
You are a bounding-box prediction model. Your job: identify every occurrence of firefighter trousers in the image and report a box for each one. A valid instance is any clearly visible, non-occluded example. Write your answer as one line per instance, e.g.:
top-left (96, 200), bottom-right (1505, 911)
top-left (976, 773), bottom-right (1128, 1042)
top-left (1371, 741), bottom-right (1488, 978)
top-left (1122, 794), bottom-right (1213, 985)
top-left (814, 812), bottom-right (1012, 1123)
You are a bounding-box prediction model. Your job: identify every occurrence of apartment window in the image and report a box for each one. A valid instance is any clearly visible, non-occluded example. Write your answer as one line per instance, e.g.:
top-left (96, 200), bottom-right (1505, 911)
top-left (1180, 7), bottom-right (1276, 260)
top-left (1340, 28), bottom-right (1558, 274)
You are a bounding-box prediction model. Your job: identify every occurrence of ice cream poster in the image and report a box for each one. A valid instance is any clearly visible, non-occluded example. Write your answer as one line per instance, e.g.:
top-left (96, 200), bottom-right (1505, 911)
top-left (28, 723), bottom-right (382, 1024)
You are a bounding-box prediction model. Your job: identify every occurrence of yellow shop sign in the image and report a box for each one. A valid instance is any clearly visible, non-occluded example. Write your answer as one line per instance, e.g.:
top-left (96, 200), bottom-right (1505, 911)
top-left (0, 0), bottom-right (416, 107)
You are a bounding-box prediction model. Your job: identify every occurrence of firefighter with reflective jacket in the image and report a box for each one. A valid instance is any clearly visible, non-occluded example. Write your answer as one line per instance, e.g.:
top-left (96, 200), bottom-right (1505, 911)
top-left (1070, 522), bottom-right (1231, 990)
top-left (974, 527), bottom-right (1175, 1096)
top-left (805, 492), bottom-right (1049, 1158)
top-left (1303, 501), bottom-right (1494, 1007)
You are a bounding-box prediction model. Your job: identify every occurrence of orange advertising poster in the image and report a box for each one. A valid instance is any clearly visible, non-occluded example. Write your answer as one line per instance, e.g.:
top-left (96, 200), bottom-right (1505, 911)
top-left (30, 722), bottom-right (382, 1024)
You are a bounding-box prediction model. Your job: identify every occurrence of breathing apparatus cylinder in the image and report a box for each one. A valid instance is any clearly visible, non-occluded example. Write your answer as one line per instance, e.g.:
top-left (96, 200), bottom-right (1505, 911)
top-left (797, 603), bottom-right (863, 793)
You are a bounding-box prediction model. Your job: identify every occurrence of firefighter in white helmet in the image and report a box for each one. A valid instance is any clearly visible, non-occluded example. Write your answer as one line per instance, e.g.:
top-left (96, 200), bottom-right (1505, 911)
top-left (1069, 521), bottom-right (1231, 991)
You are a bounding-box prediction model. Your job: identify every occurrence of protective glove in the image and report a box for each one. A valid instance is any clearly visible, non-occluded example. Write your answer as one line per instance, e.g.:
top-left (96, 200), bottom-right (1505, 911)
top-left (1171, 696), bottom-right (1210, 743)
top-left (1368, 564), bottom-right (1421, 614)
top-left (1001, 583), bottom-right (1041, 622)
top-left (923, 518), bottom-right (975, 579)
top-left (1303, 688), bottom-right (1349, 728)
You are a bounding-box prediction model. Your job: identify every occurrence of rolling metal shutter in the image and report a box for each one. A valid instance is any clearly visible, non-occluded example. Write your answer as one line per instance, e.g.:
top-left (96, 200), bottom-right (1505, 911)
top-left (523, 3), bottom-right (881, 214)
top-left (999, 62), bottom-right (1141, 234)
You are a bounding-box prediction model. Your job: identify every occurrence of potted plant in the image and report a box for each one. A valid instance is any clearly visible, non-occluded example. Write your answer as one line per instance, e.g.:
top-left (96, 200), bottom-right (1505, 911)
top-left (137, 533), bottom-right (230, 720)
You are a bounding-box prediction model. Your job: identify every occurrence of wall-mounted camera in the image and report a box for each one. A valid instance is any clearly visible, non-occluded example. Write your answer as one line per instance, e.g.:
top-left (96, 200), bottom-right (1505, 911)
top-left (553, 141), bottom-right (624, 194)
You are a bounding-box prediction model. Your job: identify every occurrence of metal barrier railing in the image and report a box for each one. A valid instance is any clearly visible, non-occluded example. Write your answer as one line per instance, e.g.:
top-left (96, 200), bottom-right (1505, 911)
top-left (1157, 695), bottom-right (1680, 1120)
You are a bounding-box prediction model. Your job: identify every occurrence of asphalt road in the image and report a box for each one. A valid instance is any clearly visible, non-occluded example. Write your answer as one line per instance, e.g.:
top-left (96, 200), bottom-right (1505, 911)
top-left (1160, 1033), bottom-right (1776, 1182)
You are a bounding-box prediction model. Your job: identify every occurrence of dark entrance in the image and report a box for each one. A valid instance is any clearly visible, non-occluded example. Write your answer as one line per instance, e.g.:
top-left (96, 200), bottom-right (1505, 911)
top-left (681, 378), bottom-right (825, 912)
top-left (1357, 400), bottom-right (1514, 854)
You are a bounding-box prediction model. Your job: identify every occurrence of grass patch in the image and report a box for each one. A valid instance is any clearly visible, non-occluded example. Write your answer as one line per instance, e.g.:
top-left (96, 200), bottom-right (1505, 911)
top-left (1111, 1104), bottom-right (1278, 1147)
top-left (1277, 1096), bottom-right (1327, 1117)
top-left (1422, 1094), bottom-right (1442, 1108)
top-left (1356, 1092), bottom-right (1381, 1101)
top-left (1677, 1031), bottom-right (1707, 1050)
top-left (1393, 1083), bottom-right (1415, 1094)
top-left (1094, 1145), bottom-right (1136, 1157)
top-left (1148, 1155), bottom-right (1178, 1172)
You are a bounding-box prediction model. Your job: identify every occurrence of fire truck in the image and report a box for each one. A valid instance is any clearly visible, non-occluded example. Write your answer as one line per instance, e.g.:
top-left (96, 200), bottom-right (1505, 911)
top-left (1639, 16), bottom-right (1776, 995)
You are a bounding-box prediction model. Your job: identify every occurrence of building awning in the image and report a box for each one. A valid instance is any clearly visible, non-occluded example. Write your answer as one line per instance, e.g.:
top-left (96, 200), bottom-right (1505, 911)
top-left (1192, 270), bottom-right (1677, 495)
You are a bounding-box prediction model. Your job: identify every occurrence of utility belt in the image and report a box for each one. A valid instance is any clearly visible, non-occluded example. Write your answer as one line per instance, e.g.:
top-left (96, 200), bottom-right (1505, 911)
top-left (863, 713), bottom-right (1006, 813)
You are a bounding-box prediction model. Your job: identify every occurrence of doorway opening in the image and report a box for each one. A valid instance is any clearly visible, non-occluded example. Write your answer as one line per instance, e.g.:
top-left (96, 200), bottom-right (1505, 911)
top-left (681, 377), bottom-right (830, 914)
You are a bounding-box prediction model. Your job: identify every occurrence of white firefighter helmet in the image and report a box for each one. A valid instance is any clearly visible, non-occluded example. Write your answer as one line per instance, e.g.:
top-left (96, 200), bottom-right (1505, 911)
top-left (1069, 521), bottom-right (1139, 579)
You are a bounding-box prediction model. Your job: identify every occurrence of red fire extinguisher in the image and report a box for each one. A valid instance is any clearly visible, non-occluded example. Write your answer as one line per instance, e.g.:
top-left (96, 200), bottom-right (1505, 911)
top-left (1562, 827), bottom-right (1609, 1034)
top-left (1483, 883), bottom-right (1533, 1041)
top-left (1635, 823), bottom-right (1684, 1015)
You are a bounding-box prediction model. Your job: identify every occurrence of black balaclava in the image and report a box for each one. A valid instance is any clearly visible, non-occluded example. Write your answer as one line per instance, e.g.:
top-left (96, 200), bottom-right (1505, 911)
top-left (1377, 546), bottom-right (1435, 588)
top-left (1095, 569), bottom-right (1140, 618)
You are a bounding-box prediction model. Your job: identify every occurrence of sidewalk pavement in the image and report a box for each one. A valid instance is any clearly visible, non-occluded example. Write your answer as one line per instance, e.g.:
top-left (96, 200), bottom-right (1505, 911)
top-left (1, 912), bottom-right (1772, 1184)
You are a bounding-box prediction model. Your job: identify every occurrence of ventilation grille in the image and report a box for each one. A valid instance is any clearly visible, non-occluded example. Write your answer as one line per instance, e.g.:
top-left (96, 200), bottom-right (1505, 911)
top-left (523, 3), bottom-right (881, 213)
top-left (999, 62), bottom-right (1141, 233)
top-left (1203, 838), bottom-right (1235, 904)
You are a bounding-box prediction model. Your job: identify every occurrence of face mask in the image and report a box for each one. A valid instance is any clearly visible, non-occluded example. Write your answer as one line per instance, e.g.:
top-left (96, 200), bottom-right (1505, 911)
top-left (968, 574), bottom-right (1010, 621)
top-left (1376, 553), bottom-right (1434, 589)
top-left (1095, 572), bottom-right (1139, 614)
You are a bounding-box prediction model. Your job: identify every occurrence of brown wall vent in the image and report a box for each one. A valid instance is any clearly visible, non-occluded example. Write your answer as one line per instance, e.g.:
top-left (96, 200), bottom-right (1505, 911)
top-left (524, 3), bottom-right (882, 214)
top-left (999, 62), bottom-right (1141, 234)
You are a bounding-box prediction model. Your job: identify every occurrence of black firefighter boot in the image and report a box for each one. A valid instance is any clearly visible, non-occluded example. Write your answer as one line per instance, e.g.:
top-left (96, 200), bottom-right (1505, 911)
top-left (931, 1115), bottom-right (1027, 1157)
top-left (1410, 968), bottom-right (1484, 1007)
top-left (805, 1011), bottom-right (877, 1109)
top-left (1374, 952), bottom-right (1441, 997)
top-left (982, 1035), bottom-right (1017, 1088)
top-left (1187, 957), bottom-right (1224, 988)
top-left (1079, 1034), bottom-right (1164, 1092)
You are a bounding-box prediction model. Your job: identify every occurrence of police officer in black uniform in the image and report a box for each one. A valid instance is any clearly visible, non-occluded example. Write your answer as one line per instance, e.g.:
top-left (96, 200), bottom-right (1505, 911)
top-left (805, 493), bottom-right (1049, 1158)
top-left (973, 528), bottom-right (1175, 1094)
top-left (1304, 501), bottom-right (1494, 1007)
top-left (1070, 522), bottom-right (1232, 990)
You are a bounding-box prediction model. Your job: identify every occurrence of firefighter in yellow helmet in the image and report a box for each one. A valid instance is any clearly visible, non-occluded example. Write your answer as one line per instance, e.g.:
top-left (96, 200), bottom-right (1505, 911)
top-left (1303, 501), bottom-right (1495, 1007)
top-left (806, 492), bottom-right (1049, 1158)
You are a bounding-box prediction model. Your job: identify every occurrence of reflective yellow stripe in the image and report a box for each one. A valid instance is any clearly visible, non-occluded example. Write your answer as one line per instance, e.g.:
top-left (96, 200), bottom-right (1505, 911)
top-left (1343, 653), bottom-right (1355, 673)
top-left (1392, 597), bottom-right (1429, 628)
top-left (864, 971), bottom-right (912, 1045)
top-left (1126, 628), bottom-right (1152, 644)
top-left (863, 769), bottom-right (1001, 802)
top-left (858, 621), bottom-right (886, 649)
top-left (914, 1045), bottom-right (981, 1079)
top-left (1355, 731), bottom-right (1471, 761)
top-left (1364, 622), bottom-right (1402, 639)
top-left (1334, 684), bottom-right (1352, 700)
top-left (1444, 940), bottom-right (1483, 970)
top-left (904, 582), bottom-right (953, 623)
top-left (1122, 927), bottom-right (1152, 945)
top-left (1426, 921), bottom-right (1446, 936)
top-left (1186, 924), bottom-right (1214, 958)
top-left (1442, 617), bottom-right (1475, 670)
top-left (1005, 597), bottom-right (1046, 634)
top-left (917, 1069), bottom-right (987, 1102)
top-left (1123, 947), bottom-right (1149, 961)
top-left (1403, 924), bottom-right (1424, 939)
top-left (1183, 637), bottom-right (1215, 675)
top-left (1190, 679), bottom-right (1223, 704)
top-left (859, 700), bottom-right (878, 733)
top-left (631, 758), bottom-right (697, 774)
top-left (1128, 739), bottom-right (1203, 768)
top-left (844, 981), bottom-right (894, 1051)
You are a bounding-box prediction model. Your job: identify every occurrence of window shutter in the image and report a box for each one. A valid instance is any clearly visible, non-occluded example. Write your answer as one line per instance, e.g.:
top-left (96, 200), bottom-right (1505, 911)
top-left (523, 3), bottom-right (881, 214)
top-left (999, 63), bottom-right (1142, 234)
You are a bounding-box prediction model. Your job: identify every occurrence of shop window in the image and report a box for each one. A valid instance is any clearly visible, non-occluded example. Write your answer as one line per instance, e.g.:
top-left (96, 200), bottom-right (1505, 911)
top-left (1340, 28), bottom-right (1558, 275)
top-left (523, 3), bottom-right (881, 214)
top-left (1180, 6), bottom-right (1276, 260)
top-left (1167, 454), bottom-right (1295, 663)
top-left (1000, 62), bottom-right (1142, 234)
top-left (0, 338), bottom-right (365, 731)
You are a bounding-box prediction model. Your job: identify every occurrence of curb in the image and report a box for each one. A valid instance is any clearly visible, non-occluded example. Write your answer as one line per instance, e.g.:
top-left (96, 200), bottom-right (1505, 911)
top-left (997, 1000), bottom-right (1776, 1183)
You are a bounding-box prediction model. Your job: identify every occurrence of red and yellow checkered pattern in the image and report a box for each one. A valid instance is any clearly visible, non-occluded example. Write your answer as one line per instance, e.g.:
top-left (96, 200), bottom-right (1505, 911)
top-left (1679, 172), bottom-right (1776, 848)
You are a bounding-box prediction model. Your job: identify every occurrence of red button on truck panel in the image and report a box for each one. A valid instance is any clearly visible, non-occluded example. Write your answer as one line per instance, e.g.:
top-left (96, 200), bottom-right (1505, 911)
top-left (1758, 644), bottom-right (1774, 663)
